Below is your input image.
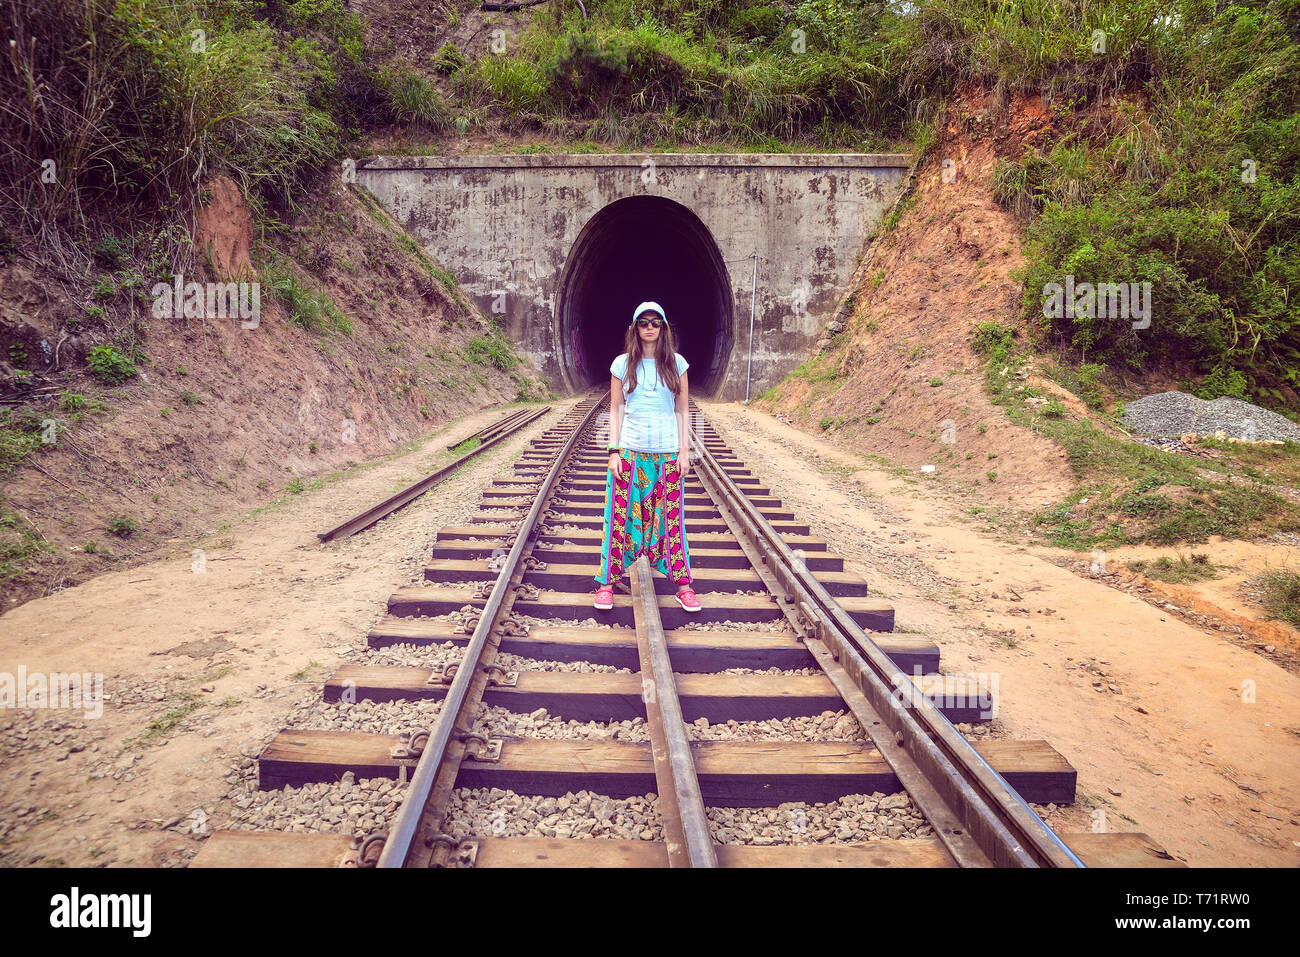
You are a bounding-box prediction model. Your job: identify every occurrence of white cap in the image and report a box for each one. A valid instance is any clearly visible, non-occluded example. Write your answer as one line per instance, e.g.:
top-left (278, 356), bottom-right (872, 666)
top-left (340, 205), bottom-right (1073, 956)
top-left (631, 301), bottom-right (667, 327)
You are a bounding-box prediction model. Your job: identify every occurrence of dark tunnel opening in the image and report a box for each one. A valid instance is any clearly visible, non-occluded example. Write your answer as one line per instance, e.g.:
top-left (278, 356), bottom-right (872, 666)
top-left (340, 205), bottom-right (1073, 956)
top-left (556, 196), bottom-right (733, 395)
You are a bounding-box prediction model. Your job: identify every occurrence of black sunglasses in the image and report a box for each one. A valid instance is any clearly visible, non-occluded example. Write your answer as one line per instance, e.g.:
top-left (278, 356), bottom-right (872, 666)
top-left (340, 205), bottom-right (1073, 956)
top-left (636, 317), bottom-right (664, 328)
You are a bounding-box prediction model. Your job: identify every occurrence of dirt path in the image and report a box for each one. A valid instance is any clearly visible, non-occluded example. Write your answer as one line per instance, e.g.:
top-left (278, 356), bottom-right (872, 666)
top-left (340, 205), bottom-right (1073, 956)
top-left (698, 399), bottom-right (1300, 867)
top-left (1036, 539), bottom-right (1300, 663)
top-left (0, 397), bottom-right (582, 867)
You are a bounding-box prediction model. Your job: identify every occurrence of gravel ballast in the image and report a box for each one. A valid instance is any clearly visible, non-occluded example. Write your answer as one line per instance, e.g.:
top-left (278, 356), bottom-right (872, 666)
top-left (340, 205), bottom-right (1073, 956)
top-left (226, 773), bottom-right (406, 838)
top-left (289, 697), bottom-right (445, 736)
top-left (438, 786), bottom-right (931, 846)
top-left (443, 788), bottom-right (664, 841)
top-left (707, 793), bottom-right (932, 845)
top-left (470, 707), bottom-right (866, 743)
top-left (1123, 392), bottom-right (1300, 442)
top-left (475, 706), bottom-right (650, 741)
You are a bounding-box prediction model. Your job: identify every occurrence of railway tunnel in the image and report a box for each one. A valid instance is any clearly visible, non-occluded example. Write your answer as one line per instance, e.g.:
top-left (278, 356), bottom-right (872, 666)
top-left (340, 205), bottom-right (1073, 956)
top-left (354, 153), bottom-right (911, 400)
top-left (556, 196), bottom-right (733, 395)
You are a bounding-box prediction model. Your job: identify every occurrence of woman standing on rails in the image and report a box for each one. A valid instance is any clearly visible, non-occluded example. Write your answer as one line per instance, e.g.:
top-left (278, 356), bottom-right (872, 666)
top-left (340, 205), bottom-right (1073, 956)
top-left (593, 301), bottom-right (702, 612)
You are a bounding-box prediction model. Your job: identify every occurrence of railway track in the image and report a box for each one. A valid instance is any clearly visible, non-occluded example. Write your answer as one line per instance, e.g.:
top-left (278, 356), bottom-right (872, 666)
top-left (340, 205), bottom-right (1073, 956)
top-left (192, 393), bottom-right (1180, 868)
top-left (317, 405), bottom-right (551, 542)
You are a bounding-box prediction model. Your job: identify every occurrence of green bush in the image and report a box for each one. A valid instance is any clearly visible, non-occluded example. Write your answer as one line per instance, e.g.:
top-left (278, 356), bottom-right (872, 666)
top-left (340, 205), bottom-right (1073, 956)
top-left (1077, 363), bottom-right (1106, 410)
top-left (0, 414), bottom-right (42, 472)
top-left (971, 321), bottom-right (1017, 356)
top-left (1193, 366), bottom-right (1249, 401)
top-left (994, 4), bottom-right (1300, 406)
top-left (385, 67), bottom-right (450, 129)
top-left (465, 334), bottom-right (518, 372)
top-left (1257, 569), bottom-right (1300, 627)
top-left (729, 4), bottom-right (784, 42)
top-left (92, 235), bottom-right (130, 270)
top-left (264, 262), bottom-right (352, 335)
top-left (434, 43), bottom-right (467, 76)
top-left (106, 514), bottom-right (137, 538)
top-left (87, 344), bottom-right (136, 384)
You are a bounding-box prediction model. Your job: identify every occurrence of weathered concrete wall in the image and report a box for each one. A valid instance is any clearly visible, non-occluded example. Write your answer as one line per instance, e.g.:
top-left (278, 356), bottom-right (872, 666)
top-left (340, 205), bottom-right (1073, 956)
top-left (356, 153), bottom-right (910, 400)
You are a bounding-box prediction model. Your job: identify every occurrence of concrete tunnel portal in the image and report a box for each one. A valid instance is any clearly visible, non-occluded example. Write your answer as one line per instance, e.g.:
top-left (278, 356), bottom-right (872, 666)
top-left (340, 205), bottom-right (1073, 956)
top-left (555, 196), bottom-right (734, 396)
top-left (354, 152), bottom-right (913, 399)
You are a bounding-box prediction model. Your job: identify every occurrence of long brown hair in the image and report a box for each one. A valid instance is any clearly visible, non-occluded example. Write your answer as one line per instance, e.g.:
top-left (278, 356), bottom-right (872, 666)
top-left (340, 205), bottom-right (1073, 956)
top-left (621, 317), bottom-right (682, 395)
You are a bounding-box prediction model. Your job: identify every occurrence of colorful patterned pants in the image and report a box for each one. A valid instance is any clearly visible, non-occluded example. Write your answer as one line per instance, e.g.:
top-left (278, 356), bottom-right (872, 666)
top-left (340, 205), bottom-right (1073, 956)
top-left (594, 450), bottom-right (693, 587)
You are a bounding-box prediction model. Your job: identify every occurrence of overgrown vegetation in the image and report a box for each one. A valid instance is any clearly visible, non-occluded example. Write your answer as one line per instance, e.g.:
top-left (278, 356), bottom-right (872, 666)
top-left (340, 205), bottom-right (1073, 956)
top-left (464, 322), bottom-right (519, 372)
top-left (459, 4), bottom-right (907, 148)
top-left (1127, 552), bottom-right (1219, 584)
top-left (5, 0), bottom-right (1296, 412)
top-left (262, 258), bottom-right (353, 335)
top-left (981, 3), bottom-right (1300, 410)
top-left (0, 503), bottom-right (53, 586)
top-left (1255, 569), bottom-right (1300, 626)
top-left (972, 320), bottom-right (1300, 547)
top-left (1, 0), bottom-right (370, 258)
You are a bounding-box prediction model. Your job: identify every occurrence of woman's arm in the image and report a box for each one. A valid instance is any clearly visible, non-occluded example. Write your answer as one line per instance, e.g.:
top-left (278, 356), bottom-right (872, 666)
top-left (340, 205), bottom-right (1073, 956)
top-left (675, 370), bottom-right (690, 478)
top-left (609, 374), bottom-right (625, 443)
top-left (608, 374), bottom-right (625, 476)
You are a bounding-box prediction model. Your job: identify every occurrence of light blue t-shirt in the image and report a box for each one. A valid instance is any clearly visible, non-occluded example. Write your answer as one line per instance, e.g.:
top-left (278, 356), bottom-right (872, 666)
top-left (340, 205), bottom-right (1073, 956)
top-left (611, 352), bottom-right (689, 453)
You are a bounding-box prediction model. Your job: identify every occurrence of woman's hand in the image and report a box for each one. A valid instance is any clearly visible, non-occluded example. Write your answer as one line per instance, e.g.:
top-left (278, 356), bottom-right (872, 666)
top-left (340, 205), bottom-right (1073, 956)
top-left (677, 448), bottom-right (690, 479)
top-left (608, 451), bottom-right (624, 477)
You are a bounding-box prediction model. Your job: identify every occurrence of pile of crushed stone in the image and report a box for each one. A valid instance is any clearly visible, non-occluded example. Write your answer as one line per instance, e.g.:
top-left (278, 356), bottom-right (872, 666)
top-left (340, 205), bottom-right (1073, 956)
top-left (1123, 392), bottom-right (1300, 443)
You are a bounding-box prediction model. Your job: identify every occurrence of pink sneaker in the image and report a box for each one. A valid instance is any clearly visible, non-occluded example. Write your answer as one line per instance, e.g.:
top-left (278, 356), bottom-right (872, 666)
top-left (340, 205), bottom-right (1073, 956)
top-left (593, 586), bottom-right (615, 610)
top-left (675, 586), bottom-right (701, 612)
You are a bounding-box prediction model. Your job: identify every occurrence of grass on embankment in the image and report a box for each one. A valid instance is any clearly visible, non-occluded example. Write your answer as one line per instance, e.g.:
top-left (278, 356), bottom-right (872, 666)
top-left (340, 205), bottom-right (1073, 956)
top-left (1257, 570), bottom-right (1300, 627)
top-left (972, 322), bottom-right (1300, 549)
top-left (1126, 553), bottom-right (1219, 585)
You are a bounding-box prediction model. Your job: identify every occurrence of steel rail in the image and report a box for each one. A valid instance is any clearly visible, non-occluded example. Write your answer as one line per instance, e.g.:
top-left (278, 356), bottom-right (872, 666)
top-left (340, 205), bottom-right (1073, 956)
top-left (318, 405), bottom-right (550, 542)
top-left (444, 408), bottom-right (532, 450)
top-left (375, 395), bottom-right (607, 867)
top-left (629, 555), bottom-right (718, 867)
top-left (687, 408), bottom-right (1085, 868)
